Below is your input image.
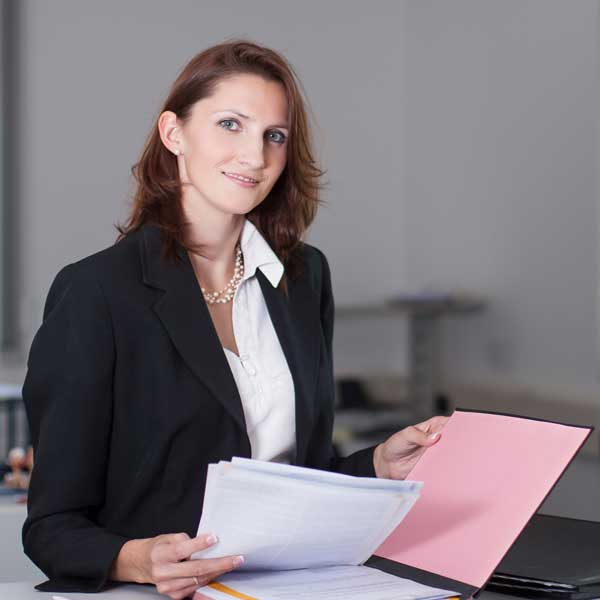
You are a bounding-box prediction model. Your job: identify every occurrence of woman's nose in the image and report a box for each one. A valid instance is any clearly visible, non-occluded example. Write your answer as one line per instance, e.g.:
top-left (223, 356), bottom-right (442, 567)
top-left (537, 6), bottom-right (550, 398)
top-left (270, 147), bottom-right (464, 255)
top-left (237, 136), bottom-right (266, 169)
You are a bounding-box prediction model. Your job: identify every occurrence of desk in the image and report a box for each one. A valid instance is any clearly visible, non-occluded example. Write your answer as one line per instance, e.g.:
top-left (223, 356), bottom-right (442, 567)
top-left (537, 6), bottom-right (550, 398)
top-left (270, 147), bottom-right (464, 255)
top-left (336, 295), bottom-right (486, 419)
top-left (0, 493), bottom-right (44, 582)
top-left (0, 580), bottom-right (566, 599)
top-left (0, 581), bottom-right (162, 599)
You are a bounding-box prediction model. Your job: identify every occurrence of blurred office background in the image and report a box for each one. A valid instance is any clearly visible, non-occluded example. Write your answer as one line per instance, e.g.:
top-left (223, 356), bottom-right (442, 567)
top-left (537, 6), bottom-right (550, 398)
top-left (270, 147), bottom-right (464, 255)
top-left (1, 0), bottom-right (599, 583)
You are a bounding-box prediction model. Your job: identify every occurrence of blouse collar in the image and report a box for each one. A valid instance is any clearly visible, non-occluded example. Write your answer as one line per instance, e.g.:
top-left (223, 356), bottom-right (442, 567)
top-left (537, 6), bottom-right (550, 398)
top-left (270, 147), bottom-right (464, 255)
top-left (240, 218), bottom-right (284, 287)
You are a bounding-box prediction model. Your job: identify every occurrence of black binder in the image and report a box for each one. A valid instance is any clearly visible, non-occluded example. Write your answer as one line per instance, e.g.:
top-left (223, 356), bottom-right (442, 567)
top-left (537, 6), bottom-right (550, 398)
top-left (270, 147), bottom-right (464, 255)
top-left (486, 514), bottom-right (600, 599)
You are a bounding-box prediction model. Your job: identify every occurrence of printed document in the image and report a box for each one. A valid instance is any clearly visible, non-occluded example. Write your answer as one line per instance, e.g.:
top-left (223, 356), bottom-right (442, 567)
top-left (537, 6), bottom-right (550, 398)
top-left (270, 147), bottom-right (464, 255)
top-left (197, 565), bottom-right (457, 600)
top-left (193, 458), bottom-right (457, 599)
top-left (194, 456), bottom-right (422, 569)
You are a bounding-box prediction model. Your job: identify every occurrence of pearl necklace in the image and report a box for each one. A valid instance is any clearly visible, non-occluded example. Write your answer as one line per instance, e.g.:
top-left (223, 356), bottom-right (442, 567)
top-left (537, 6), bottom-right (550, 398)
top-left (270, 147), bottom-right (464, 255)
top-left (201, 243), bottom-right (244, 304)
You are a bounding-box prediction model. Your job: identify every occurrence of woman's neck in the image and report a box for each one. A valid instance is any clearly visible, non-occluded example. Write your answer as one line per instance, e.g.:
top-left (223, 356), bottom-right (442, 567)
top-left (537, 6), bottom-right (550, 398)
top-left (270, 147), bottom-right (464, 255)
top-left (182, 210), bottom-right (245, 289)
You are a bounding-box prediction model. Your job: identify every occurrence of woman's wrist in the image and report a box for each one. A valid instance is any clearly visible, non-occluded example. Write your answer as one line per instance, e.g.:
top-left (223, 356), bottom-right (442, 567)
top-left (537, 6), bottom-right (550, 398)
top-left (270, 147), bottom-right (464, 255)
top-left (109, 538), bottom-right (151, 583)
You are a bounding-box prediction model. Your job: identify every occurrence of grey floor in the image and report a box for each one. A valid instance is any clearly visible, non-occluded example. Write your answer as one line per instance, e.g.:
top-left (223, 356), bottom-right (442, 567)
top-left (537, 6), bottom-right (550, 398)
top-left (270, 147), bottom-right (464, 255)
top-left (0, 455), bottom-right (599, 585)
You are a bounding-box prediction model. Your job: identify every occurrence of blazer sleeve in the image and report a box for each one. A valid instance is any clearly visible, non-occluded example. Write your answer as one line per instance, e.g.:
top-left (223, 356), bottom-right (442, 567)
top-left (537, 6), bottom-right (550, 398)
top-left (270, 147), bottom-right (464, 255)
top-left (21, 264), bottom-right (131, 592)
top-left (309, 248), bottom-right (377, 477)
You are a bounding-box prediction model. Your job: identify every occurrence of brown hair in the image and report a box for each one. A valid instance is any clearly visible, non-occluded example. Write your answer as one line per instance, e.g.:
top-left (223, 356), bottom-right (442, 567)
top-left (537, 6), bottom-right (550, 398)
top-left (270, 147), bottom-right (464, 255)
top-left (116, 38), bottom-right (327, 287)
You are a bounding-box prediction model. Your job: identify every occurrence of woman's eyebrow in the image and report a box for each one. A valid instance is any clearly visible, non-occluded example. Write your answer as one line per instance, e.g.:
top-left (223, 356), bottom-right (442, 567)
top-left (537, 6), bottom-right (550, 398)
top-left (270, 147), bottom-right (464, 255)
top-left (213, 109), bottom-right (289, 129)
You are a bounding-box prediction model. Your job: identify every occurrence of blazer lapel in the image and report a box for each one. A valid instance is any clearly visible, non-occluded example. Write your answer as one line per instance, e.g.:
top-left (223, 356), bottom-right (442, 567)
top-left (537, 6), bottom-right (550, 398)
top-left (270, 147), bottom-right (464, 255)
top-left (138, 223), bottom-right (322, 465)
top-left (139, 224), bottom-right (247, 434)
top-left (257, 269), bottom-right (320, 466)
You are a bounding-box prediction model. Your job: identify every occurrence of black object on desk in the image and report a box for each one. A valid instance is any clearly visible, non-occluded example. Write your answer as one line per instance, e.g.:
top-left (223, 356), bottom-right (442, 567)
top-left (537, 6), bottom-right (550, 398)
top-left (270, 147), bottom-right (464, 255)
top-left (486, 514), bottom-right (600, 599)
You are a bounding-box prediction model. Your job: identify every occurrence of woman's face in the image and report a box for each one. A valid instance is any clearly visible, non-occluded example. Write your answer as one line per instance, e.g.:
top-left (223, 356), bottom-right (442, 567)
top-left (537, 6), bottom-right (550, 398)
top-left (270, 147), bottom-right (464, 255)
top-left (162, 73), bottom-right (289, 219)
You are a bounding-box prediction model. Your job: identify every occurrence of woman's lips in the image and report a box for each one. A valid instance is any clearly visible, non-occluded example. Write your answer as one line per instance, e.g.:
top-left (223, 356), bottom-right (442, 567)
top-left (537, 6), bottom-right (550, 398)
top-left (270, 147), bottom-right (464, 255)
top-left (222, 172), bottom-right (259, 188)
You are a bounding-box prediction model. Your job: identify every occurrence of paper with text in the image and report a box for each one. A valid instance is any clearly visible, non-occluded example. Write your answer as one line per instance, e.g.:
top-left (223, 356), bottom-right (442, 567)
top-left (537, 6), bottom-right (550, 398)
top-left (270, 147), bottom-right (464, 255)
top-left (194, 458), bottom-right (421, 570)
top-left (197, 565), bottom-right (457, 600)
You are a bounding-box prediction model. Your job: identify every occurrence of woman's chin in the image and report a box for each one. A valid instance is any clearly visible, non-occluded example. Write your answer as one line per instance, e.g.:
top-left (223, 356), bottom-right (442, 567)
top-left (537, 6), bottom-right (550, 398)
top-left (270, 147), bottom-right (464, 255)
top-left (222, 199), bottom-right (267, 216)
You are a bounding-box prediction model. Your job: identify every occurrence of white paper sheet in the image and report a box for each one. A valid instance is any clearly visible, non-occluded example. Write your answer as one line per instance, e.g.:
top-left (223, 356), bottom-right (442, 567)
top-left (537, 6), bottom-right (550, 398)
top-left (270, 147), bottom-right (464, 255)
top-left (194, 459), bottom-right (421, 570)
top-left (230, 457), bottom-right (423, 493)
top-left (196, 565), bottom-right (457, 600)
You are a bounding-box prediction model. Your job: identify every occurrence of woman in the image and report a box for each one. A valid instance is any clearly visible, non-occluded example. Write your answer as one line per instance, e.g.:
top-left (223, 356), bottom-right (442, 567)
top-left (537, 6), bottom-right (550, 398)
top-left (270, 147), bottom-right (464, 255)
top-left (22, 39), bottom-right (447, 600)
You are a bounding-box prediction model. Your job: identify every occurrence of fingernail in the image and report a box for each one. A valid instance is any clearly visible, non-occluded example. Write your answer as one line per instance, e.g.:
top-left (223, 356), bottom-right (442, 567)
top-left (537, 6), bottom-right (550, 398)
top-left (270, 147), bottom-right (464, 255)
top-left (206, 533), bottom-right (218, 545)
top-left (233, 555), bottom-right (244, 567)
top-left (428, 432), bottom-right (440, 440)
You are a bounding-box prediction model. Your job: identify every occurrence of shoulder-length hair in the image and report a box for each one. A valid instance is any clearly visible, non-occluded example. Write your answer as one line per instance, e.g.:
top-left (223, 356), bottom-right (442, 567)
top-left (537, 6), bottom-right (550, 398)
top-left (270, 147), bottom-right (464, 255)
top-left (116, 38), bottom-right (327, 288)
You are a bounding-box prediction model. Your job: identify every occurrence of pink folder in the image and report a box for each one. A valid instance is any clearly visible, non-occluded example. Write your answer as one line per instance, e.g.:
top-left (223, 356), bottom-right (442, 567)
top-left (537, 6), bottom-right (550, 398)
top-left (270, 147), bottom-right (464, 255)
top-left (367, 409), bottom-right (592, 596)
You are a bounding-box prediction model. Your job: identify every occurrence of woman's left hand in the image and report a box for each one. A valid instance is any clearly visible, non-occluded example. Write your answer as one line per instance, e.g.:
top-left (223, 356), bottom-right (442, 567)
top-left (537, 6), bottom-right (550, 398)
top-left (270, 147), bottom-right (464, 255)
top-left (373, 415), bottom-right (449, 480)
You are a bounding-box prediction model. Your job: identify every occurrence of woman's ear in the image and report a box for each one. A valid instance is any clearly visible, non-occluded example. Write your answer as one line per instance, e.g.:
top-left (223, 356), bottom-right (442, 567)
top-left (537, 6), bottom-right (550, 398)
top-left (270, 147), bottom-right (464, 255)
top-left (158, 111), bottom-right (184, 156)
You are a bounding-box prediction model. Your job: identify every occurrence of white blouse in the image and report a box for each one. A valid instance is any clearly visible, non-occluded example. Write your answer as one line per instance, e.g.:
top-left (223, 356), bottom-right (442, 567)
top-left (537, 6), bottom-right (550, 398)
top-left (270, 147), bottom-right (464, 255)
top-left (222, 218), bottom-right (296, 463)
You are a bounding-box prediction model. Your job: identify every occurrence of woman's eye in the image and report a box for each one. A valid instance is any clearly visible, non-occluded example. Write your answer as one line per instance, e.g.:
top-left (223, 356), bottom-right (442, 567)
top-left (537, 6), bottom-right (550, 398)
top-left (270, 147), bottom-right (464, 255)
top-left (219, 119), bottom-right (240, 131)
top-left (268, 130), bottom-right (287, 144)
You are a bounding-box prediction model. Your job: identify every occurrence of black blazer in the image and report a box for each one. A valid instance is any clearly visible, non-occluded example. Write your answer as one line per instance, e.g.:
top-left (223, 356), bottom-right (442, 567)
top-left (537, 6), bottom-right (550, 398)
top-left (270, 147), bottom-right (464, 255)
top-left (21, 223), bottom-right (376, 593)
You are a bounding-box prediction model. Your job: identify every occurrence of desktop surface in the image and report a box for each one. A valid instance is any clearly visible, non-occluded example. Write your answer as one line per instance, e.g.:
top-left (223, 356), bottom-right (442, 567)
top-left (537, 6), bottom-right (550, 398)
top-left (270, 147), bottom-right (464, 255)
top-left (0, 580), bottom-right (563, 600)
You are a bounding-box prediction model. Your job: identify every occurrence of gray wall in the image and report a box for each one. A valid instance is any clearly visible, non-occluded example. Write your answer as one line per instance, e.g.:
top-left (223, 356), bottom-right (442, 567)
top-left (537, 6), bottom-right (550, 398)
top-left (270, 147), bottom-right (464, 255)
top-left (402, 0), bottom-right (599, 397)
top-left (12, 1), bottom-right (600, 401)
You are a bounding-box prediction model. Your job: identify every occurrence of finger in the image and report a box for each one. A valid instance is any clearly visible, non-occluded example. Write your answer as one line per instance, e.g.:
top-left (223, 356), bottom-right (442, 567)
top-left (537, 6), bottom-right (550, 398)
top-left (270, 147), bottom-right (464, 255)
top-left (167, 533), bottom-right (220, 563)
top-left (164, 532), bottom-right (192, 544)
top-left (160, 554), bottom-right (244, 581)
top-left (156, 561), bottom-right (233, 597)
top-left (415, 415), bottom-right (449, 434)
top-left (429, 415), bottom-right (450, 430)
top-left (171, 582), bottom-right (205, 600)
top-left (156, 576), bottom-right (208, 595)
top-left (156, 556), bottom-right (243, 596)
top-left (401, 425), bottom-right (441, 448)
top-left (177, 587), bottom-right (201, 600)
top-left (151, 532), bottom-right (192, 566)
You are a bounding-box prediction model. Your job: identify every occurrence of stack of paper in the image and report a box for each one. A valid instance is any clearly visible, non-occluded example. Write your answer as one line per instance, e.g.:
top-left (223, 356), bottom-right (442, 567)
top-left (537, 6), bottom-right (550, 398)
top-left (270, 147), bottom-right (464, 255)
top-left (198, 566), bottom-right (458, 600)
top-left (194, 456), bottom-right (421, 569)
top-left (193, 457), bottom-right (458, 600)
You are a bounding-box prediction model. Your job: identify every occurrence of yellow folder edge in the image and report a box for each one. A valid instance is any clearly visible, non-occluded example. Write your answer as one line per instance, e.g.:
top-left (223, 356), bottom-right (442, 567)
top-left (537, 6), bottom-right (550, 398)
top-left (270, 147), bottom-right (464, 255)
top-left (208, 581), bottom-right (259, 600)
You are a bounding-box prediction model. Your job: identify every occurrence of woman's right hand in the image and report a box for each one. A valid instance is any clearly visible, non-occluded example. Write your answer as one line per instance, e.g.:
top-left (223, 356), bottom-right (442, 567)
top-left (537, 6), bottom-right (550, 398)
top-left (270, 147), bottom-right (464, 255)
top-left (110, 532), bottom-right (244, 600)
